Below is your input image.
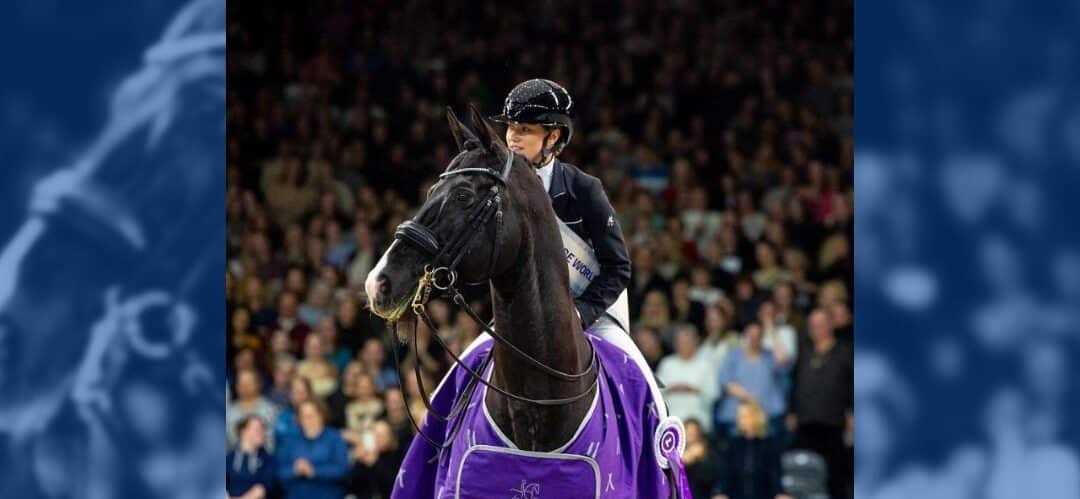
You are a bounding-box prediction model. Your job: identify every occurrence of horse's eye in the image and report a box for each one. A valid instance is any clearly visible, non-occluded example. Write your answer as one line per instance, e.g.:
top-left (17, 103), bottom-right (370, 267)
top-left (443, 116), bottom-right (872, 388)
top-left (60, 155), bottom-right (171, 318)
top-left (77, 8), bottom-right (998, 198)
top-left (454, 191), bottom-right (473, 204)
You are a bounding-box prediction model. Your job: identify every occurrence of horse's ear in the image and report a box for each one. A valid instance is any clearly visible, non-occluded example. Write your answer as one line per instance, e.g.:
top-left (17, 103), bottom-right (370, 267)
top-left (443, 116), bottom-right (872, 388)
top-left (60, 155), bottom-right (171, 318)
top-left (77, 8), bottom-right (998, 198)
top-left (446, 106), bottom-right (471, 151)
top-left (468, 102), bottom-right (505, 153)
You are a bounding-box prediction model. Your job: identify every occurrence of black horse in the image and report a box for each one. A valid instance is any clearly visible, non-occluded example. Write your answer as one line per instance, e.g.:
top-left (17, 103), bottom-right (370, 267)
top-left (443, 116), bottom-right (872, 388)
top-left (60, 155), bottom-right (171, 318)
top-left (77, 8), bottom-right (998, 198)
top-left (366, 105), bottom-right (689, 498)
top-left (366, 104), bottom-right (595, 451)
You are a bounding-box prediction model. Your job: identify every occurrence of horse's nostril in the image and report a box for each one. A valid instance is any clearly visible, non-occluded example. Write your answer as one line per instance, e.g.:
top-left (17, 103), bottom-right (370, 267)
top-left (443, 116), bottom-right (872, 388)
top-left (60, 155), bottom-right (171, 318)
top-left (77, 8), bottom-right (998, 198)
top-left (376, 274), bottom-right (390, 296)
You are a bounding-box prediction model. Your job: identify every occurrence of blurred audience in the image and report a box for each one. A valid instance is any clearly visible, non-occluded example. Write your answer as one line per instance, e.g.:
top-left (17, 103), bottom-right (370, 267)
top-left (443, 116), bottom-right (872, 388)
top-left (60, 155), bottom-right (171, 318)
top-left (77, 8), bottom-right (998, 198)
top-left (347, 420), bottom-right (404, 499)
top-left (759, 300), bottom-right (799, 363)
top-left (359, 338), bottom-right (399, 393)
top-left (227, 369), bottom-right (280, 450)
top-left (227, 415), bottom-right (275, 499)
top-left (657, 326), bottom-right (716, 432)
top-left (296, 334), bottom-right (340, 399)
top-left (788, 309), bottom-right (854, 499)
top-left (682, 418), bottom-right (722, 499)
top-left (275, 377), bottom-right (315, 445)
top-left (633, 326), bottom-right (666, 371)
top-left (716, 322), bottom-right (791, 438)
top-left (344, 373), bottom-right (384, 434)
top-left (267, 358), bottom-right (296, 408)
top-left (712, 401), bottom-right (790, 499)
top-left (276, 400), bottom-right (350, 499)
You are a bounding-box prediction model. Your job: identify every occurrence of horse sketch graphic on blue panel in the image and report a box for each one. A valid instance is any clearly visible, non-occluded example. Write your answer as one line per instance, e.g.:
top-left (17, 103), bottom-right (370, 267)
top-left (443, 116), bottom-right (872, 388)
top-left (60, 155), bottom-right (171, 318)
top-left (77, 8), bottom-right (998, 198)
top-left (0, 0), bottom-right (224, 497)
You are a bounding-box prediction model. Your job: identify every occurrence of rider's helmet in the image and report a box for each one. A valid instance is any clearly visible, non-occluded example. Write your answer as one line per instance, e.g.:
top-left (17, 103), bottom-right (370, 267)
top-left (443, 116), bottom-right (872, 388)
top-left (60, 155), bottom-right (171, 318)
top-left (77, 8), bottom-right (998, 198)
top-left (490, 78), bottom-right (574, 159)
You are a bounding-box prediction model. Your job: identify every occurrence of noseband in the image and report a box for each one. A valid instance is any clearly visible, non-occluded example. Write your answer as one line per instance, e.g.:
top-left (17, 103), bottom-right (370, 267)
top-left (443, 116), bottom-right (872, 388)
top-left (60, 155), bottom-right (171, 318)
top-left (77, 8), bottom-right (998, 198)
top-left (387, 148), bottom-right (598, 451)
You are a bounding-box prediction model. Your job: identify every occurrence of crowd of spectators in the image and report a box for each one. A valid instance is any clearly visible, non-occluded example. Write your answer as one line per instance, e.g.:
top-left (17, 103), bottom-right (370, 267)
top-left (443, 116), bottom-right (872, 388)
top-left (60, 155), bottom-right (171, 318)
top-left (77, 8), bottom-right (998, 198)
top-left (226, 1), bottom-right (853, 498)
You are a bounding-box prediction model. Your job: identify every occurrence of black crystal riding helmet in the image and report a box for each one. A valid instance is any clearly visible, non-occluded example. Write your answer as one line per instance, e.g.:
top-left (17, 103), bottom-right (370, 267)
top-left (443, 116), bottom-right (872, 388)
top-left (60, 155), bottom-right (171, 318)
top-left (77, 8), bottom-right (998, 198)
top-left (490, 78), bottom-right (574, 165)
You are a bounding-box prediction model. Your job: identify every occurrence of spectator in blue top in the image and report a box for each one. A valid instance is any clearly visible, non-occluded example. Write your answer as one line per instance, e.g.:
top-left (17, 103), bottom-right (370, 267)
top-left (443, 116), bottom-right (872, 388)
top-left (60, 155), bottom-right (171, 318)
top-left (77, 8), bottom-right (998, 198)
top-left (227, 415), bottom-right (275, 499)
top-left (275, 377), bottom-right (315, 444)
top-left (359, 337), bottom-right (398, 393)
top-left (316, 316), bottom-right (352, 374)
top-left (716, 321), bottom-right (792, 438)
top-left (276, 399), bottom-right (350, 499)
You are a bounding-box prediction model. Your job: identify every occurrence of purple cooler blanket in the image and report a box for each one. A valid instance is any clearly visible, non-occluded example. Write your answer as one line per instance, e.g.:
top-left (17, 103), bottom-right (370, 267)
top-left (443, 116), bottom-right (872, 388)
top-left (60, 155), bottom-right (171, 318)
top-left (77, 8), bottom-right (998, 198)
top-left (392, 331), bottom-right (692, 498)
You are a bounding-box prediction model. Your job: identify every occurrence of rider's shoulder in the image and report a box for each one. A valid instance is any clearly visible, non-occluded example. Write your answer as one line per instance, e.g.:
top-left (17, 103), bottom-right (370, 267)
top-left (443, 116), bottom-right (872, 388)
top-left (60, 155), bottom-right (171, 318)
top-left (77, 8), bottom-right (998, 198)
top-left (556, 160), bottom-right (604, 195)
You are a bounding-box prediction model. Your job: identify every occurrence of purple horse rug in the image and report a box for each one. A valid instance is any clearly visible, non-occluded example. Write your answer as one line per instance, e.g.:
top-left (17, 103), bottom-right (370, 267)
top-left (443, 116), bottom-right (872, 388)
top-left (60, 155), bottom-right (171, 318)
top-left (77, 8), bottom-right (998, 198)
top-left (392, 331), bottom-right (692, 498)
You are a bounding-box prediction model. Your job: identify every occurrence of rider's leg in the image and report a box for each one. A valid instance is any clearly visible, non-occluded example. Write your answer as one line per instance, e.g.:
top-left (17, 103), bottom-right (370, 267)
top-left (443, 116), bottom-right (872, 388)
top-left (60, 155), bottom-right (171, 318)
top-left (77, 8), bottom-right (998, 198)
top-left (588, 315), bottom-right (668, 417)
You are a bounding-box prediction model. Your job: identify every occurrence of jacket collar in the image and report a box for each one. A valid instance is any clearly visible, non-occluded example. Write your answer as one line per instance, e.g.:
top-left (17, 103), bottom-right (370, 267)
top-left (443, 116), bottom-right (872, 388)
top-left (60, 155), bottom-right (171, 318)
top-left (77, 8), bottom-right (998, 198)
top-left (548, 159), bottom-right (569, 199)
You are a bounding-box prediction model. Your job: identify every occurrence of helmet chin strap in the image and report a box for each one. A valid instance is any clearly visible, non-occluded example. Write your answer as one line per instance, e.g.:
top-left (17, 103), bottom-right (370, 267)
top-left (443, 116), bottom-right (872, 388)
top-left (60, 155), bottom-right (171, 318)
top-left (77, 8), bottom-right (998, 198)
top-left (532, 129), bottom-right (556, 168)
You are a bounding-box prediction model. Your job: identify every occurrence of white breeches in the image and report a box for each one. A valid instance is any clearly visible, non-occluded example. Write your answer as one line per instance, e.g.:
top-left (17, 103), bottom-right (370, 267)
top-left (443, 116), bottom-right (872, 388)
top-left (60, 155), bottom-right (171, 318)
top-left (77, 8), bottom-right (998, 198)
top-left (590, 315), bottom-right (668, 417)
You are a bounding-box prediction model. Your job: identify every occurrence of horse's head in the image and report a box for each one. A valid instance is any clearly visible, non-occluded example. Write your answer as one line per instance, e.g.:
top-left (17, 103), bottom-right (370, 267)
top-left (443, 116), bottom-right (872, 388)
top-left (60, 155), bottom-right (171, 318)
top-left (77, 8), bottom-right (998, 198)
top-left (365, 105), bottom-right (540, 322)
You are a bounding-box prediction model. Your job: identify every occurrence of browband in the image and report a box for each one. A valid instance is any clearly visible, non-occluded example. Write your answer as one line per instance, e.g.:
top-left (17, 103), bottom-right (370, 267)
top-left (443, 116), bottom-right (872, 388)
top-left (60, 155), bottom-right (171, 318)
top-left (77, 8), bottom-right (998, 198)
top-left (438, 149), bottom-right (514, 184)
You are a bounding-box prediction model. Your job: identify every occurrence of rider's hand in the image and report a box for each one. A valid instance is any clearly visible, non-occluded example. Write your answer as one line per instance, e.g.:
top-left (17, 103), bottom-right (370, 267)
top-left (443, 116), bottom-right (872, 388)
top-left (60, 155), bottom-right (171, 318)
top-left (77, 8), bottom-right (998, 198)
top-left (574, 300), bottom-right (598, 331)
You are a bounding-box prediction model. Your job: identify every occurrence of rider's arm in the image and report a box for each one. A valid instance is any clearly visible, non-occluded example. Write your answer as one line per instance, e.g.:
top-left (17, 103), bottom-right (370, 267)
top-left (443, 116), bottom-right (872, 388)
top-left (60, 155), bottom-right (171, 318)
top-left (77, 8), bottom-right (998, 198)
top-left (574, 175), bottom-right (631, 329)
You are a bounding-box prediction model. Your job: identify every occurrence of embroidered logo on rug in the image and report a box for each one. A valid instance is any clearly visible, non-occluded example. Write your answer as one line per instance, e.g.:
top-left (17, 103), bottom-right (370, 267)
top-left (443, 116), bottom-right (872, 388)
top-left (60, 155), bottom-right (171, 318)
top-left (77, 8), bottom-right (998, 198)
top-left (510, 479), bottom-right (541, 499)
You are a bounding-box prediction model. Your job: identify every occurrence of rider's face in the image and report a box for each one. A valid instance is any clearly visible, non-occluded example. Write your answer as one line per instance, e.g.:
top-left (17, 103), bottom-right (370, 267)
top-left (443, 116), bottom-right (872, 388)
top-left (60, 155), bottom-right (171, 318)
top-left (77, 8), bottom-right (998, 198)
top-left (505, 123), bottom-right (559, 164)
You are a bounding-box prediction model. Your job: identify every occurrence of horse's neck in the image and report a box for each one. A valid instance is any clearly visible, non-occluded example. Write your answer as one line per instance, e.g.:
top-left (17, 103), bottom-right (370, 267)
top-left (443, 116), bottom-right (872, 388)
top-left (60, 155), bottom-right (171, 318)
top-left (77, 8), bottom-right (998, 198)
top-left (489, 236), bottom-right (587, 378)
top-left (486, 214), bottom-right (593, 451)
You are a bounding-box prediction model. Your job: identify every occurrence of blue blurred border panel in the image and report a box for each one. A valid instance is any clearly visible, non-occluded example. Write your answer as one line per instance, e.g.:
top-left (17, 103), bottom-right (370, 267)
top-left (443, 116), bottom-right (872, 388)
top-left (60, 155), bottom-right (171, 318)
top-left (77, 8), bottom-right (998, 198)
top-left (857, 1), bottom-right (1080, 497)
top-left (0, 0), bottom-right (224, 498)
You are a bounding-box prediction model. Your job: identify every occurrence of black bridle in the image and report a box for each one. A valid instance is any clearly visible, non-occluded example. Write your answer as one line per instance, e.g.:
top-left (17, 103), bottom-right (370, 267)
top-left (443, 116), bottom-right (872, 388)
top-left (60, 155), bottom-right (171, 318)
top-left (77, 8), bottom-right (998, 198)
top-left (387, 146), bottom-right (598, 450)
top-left (393, 148), bottom-right (511, 291)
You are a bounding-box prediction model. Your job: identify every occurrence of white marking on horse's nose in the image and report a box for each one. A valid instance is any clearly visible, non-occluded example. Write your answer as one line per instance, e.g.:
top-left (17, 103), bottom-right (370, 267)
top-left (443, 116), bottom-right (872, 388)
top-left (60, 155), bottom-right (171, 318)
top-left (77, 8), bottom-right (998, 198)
top-left (363, 270), bottom-right (379, 305)
top-left (364, 242), bottom-right (394, 305)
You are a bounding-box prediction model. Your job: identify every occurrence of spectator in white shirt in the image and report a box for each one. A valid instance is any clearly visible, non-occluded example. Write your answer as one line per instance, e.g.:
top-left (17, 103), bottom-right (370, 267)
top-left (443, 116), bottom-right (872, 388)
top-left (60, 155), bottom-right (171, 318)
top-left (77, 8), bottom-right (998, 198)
top-left (758, 300), bottom-right (798, 362)
top-left (699, 304), bottom-right (740, 373)
top-left (689, 264), bottom-right (725, 308)
top-left (657, 326), bottom-right (716, 432)
top-left (227, 369), bottom-right (280, 450)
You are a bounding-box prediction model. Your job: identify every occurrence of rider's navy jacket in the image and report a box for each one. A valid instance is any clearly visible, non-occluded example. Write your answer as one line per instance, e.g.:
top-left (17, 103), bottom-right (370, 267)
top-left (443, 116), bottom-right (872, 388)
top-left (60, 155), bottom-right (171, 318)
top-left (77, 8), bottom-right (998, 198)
top-left (547, 159), bottom-right (632, 328)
